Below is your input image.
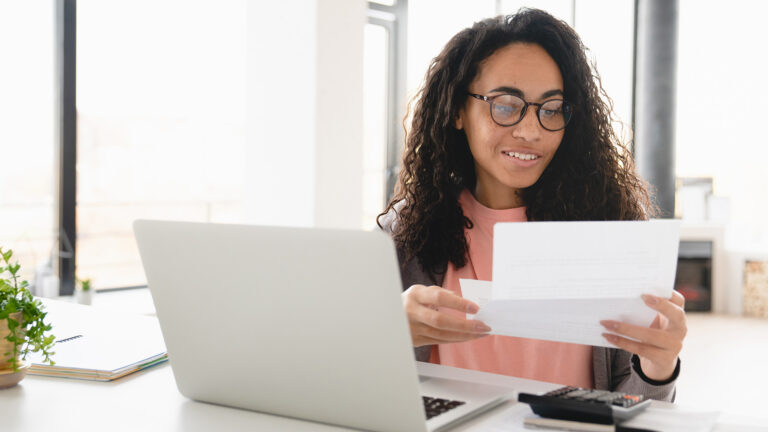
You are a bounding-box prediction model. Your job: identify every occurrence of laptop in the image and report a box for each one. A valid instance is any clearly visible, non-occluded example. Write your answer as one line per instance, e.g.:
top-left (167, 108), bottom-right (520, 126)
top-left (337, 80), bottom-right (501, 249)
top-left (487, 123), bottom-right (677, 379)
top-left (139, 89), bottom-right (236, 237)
top-left (133, 220), bottom-right (512, 432)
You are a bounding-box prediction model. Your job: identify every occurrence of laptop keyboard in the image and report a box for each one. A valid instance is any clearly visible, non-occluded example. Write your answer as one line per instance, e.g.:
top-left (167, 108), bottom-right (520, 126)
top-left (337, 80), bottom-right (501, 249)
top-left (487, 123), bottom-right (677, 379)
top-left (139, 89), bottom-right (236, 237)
top-left (422, 396), bottom-right (466, 420)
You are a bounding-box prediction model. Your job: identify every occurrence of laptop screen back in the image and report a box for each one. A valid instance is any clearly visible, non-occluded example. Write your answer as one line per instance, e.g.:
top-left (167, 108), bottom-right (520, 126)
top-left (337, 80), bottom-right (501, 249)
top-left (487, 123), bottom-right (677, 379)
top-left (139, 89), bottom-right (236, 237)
top-left (134, 220), bottom-right (427, 432)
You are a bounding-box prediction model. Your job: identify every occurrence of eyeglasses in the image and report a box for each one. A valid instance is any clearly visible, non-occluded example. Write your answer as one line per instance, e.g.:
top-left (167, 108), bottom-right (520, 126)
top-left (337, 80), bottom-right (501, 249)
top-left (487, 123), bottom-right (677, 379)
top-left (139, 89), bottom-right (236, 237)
top-left (468, 93), bottom-right (573, 131)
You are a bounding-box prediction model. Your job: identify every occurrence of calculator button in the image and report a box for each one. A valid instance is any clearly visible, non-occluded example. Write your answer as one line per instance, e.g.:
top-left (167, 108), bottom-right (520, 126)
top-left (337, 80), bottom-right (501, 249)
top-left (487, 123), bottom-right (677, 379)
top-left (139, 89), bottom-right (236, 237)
top-left (563, 390), bottom-right (589, 398)
top-left (580, 391), bottom-right (609, 400)
top-left (597, 393), bottom-right (622, 402)
top-left (547, 387), bottom-right (575, 396)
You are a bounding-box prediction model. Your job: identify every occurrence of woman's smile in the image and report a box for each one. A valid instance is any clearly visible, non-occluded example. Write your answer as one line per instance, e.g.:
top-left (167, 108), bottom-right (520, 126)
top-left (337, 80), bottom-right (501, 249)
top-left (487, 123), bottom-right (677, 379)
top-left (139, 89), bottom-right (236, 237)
top-left (501, 148), bottom-right (543, 167)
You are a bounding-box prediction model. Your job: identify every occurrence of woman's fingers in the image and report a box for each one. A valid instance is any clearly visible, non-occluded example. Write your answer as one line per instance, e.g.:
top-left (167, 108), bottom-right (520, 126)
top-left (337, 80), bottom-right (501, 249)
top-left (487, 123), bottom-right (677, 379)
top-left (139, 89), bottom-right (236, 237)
top-left (601, 292), bottom-right (688, 381)
top-left (641, 294), bottom-right (687, 334)
top-left (402, 284), bottom-right (491, 347)
top-left (409, 308), bottom-right (490, 347)
top-left (602, 333), bottom-right (671, 365)
top-left (413, 323), bottom-right (490, 343)
top-left (599, 320), bottom-right (680, 352)
top-left (600, 294), bottom-right (686, 350)
top-left (669, 290), bottom-right (685, 308)
top-left (417, 333), bottom-right (488, 346)
top-left (412, 284), bottom-right (479, 313)
top-left (416, 306), bottom-right (491, 333)
top-left (406, 284), bottom-right (491, 335)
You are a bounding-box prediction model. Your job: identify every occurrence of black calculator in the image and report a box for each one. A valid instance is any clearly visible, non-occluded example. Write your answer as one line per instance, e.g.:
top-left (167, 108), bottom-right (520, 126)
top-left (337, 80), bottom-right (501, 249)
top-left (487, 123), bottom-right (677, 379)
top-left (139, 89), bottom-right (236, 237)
top-left (518, 386), bottom-right (652, 424)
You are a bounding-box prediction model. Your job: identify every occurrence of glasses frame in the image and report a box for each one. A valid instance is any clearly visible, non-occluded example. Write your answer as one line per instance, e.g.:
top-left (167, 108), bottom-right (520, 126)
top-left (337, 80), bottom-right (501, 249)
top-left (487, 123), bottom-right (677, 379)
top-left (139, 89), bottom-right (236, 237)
top-left (468, 93), bottom-right (573, 131)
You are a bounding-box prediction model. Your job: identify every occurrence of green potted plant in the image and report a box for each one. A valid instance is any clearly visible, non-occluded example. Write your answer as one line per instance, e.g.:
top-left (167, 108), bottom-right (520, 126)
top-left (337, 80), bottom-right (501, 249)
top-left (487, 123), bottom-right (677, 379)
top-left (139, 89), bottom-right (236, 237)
top-left (75, 276), bottom-right (93, 305)
top-left (0, 247), bottom-right (55, 388)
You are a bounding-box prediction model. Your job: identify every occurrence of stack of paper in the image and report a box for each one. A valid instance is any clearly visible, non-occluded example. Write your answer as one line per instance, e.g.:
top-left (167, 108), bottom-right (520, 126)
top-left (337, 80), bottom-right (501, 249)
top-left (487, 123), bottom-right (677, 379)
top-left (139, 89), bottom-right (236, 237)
top-left (462, 220), bottom-right (680, 347)
top-left (484, 401), bottom-right (719, 432)
top-left (26, 299), bottom-right (167, 381)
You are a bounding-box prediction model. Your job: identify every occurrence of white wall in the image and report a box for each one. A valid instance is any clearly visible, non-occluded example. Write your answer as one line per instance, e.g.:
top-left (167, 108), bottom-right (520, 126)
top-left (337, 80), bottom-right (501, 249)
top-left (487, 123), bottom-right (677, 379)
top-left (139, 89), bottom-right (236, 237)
top-left (407, 0), bottom-right (495, 98)
top-left (314, 0), bottom-right (366, 229)
top-left (676, 0), bottom-right (768, 250)
top-left (244, 0), bottom-right (364, 229)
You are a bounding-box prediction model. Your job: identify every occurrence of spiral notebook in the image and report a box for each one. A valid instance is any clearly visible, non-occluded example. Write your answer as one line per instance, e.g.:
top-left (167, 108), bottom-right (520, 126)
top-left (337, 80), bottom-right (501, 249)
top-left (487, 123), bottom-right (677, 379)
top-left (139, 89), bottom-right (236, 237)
top-left (26, 299), bottom-right (167, 381)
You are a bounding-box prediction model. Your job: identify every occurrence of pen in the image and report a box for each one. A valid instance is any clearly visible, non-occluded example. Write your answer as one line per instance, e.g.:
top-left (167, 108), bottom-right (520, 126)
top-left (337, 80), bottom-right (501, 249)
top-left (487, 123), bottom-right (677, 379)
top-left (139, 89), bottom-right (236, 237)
top-left (523, 417), bottom-right (659, 432)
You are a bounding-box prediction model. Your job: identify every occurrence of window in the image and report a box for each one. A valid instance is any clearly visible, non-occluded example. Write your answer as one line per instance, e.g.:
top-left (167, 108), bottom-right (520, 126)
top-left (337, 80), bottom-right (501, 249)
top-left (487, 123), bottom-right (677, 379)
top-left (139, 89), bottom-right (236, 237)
top-left (0, 3), bottom-right (58, 285)
top-left (363, 23), bottom-right (390, 228)
top-left (76, 0), bottom-right (248, 289)
top-left (407, 1), bottom-right (495, 109)
top-left (364, 1), bottom-right (407, 227)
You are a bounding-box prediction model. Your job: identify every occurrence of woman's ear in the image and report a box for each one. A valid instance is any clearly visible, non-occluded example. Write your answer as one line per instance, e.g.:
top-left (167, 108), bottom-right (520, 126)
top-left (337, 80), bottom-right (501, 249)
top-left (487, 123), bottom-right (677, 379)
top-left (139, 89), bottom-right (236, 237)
top-left (455, 109), bottom-right (464, 130)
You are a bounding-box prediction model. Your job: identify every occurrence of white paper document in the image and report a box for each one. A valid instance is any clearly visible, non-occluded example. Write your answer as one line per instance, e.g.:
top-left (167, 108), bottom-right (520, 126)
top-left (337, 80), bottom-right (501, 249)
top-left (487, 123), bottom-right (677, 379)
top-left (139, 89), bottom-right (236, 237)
top-left (475, 401), bottom-right (719, 432)
top-left (462, 220), bottom-right (680, 348)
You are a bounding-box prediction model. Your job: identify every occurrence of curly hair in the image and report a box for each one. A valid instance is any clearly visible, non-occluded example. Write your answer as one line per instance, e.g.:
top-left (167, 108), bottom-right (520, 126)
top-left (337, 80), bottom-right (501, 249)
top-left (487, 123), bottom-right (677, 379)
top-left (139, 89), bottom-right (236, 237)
top-left (378, 8), bottom-right (657, 276)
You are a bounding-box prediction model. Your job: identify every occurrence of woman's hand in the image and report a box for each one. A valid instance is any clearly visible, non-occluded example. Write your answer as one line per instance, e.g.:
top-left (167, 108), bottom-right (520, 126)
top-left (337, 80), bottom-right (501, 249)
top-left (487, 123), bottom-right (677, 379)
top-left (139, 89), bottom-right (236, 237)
top-left (402, 284), bottom-right (492, 347)
top-left (600, 291), bottom-right (687, 381)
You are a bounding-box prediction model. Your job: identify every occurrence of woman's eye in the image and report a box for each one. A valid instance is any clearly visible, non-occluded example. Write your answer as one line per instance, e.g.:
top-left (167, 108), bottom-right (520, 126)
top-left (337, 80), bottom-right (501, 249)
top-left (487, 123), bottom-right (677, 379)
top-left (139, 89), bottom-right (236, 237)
top-left (541, 108), bottom-right (562, 118)
top-left (540, 101), bottom-right (564, 118)
top-left (494, 104), bottom-right (520, 117)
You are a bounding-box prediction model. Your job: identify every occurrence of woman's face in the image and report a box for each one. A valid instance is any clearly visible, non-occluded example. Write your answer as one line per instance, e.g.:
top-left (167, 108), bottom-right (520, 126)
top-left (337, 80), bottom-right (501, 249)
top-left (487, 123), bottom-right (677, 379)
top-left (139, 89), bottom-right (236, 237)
top-left (457, 42), bottom-right (565, 209)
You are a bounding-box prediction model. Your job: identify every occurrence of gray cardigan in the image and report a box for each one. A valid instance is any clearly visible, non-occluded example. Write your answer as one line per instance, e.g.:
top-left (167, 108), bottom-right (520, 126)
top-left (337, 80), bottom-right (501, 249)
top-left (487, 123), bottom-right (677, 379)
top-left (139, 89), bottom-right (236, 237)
top-left (379, 209), bottom-right (678, 401)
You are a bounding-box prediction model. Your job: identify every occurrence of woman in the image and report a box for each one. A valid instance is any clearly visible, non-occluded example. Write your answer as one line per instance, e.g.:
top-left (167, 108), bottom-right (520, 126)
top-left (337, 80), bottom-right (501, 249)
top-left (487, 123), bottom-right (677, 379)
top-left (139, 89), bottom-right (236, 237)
top-left (378, 9), bottom-right (686, 401)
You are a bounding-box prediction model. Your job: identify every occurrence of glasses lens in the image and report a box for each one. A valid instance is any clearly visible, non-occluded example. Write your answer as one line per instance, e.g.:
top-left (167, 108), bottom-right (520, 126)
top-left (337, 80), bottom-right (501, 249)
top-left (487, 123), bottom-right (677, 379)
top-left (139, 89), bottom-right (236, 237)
top-left (491, 95), bottom-right (525, 125)
top-left (539, 100), bottom-right (571, 131)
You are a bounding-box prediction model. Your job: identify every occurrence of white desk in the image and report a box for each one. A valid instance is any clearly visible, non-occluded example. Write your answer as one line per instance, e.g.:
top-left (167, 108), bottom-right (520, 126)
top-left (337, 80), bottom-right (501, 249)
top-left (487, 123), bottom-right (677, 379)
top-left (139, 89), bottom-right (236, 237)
top-left (2, 359), bottom-right (766, 432)
top-left (2, 290), bottom-right (766, 432)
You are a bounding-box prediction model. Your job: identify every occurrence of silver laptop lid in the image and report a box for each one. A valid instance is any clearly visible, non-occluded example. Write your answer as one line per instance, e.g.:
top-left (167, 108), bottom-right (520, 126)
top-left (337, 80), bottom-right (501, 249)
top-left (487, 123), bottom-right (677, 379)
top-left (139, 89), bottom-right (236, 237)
top-left (134, 220), bottom-right (427, 432)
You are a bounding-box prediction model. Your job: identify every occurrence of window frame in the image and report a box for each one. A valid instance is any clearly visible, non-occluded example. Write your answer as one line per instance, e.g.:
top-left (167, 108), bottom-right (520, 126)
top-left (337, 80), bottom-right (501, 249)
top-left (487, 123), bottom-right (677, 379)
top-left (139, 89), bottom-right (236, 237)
top-left (54, 1), bottom-right (410, 292)
top-left (367, 1), bottom-right (408, 205)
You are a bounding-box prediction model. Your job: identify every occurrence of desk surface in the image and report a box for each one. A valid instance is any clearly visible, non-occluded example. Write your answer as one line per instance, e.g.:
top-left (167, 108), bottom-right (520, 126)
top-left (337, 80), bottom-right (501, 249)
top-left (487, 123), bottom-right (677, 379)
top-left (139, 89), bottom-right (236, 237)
top-left (2, 359), bottom-right (766, 432)
top-left (1, 290), bottom-right (766, 432)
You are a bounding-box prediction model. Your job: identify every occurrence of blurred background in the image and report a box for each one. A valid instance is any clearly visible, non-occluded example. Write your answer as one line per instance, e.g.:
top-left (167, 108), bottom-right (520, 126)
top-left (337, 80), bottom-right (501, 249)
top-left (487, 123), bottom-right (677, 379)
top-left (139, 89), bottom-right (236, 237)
top-left (1, 0), bottom-right (767, 419)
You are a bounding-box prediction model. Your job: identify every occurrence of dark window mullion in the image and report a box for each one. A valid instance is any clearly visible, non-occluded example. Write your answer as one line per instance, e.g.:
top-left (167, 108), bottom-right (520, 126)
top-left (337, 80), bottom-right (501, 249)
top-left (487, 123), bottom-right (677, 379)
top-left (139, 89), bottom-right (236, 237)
top-left (56, 0), bottom-right (77, 295)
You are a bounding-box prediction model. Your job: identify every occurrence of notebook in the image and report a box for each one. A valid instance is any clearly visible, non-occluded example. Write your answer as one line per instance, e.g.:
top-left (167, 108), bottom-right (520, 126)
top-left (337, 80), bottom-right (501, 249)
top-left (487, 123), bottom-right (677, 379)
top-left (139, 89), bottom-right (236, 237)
top-left (26, 299), bottom-right (167, 381)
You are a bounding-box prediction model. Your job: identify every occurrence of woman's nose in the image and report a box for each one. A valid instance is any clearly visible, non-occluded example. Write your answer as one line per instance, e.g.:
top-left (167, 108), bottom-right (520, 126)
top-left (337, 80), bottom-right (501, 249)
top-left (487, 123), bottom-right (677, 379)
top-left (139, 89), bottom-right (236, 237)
top-left (511, 108), bottom-right (542, 141)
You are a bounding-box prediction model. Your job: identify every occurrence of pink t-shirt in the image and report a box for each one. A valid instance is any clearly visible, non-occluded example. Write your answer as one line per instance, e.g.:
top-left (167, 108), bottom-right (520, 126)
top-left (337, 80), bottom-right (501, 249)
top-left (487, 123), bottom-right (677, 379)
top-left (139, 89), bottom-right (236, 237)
top-left (430, 189), bottom-right (594, 388)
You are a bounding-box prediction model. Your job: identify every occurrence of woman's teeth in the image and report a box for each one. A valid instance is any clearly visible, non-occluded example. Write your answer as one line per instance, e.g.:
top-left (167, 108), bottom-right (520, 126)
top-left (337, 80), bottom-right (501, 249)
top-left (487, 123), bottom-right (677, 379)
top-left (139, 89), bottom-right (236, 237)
top-left (504, 151), bottom-right (539, 161)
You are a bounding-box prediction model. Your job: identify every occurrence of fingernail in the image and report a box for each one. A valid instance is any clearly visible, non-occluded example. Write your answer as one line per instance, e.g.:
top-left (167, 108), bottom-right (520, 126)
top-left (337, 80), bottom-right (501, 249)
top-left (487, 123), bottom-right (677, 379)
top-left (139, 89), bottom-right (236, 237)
top-left (600, 320), bottom-right (618, 330)
top-left (475, 323), bottom-right (491, 332)
top-left (642, 294), bottom-right (658, 305)
top-left (466, 303), bottom-right (479, 314)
